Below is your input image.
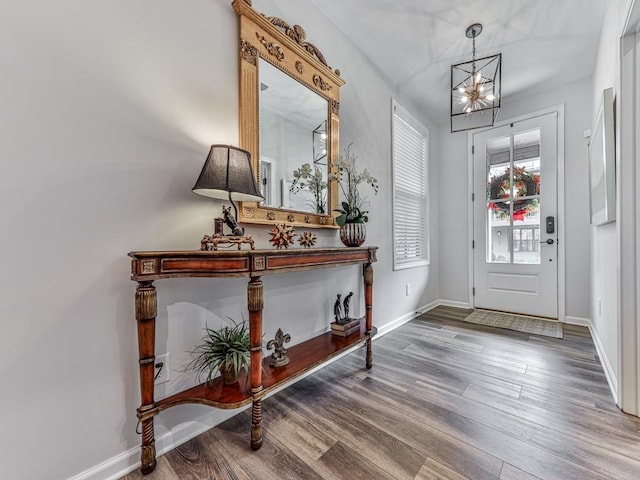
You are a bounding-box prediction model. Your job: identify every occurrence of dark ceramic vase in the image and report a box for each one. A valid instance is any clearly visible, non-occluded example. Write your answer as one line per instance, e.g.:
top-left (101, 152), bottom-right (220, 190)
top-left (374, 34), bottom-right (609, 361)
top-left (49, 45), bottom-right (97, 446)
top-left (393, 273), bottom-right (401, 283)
top-left (339, 223), bottom-right (366, 247)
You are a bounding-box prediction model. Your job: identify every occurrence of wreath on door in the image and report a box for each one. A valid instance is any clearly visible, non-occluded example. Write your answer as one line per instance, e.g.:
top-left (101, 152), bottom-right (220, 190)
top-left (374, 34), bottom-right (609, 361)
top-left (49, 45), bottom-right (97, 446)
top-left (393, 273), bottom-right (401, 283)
top-left (487, 166), bottom-right (540, 221)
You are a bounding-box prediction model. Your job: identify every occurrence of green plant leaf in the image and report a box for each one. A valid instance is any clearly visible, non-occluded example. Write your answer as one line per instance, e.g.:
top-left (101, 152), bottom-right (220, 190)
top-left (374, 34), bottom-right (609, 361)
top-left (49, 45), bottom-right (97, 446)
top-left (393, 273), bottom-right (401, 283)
top-left (186, 317), bottom-right (251, 385)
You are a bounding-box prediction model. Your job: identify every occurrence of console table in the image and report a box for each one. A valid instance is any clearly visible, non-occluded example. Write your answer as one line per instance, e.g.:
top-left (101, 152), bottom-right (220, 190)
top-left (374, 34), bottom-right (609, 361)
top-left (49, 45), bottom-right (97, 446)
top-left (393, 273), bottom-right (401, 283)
top-left (128, 246), bottom-right (378, 474)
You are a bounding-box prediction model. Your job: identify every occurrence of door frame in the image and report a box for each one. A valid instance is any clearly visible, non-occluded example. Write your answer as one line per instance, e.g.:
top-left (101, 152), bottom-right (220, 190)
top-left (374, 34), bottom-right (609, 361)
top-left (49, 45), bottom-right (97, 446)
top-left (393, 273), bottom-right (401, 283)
top-left (467, 105), bottom-right (566, 321)
top-left (618, 0), bottom-right (640, 415)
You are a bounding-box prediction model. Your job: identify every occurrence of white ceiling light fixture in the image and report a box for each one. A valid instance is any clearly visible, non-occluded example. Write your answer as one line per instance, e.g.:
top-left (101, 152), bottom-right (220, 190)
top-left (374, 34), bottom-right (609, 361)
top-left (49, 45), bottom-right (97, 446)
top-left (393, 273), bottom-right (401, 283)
top-left (451, 23), bottom-right (501, 133)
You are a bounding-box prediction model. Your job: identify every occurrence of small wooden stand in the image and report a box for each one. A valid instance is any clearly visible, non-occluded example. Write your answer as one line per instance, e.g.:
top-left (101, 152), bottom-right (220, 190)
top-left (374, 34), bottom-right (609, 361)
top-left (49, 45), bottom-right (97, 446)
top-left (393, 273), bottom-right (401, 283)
top-left (200, 234), bottom-right (255, 251)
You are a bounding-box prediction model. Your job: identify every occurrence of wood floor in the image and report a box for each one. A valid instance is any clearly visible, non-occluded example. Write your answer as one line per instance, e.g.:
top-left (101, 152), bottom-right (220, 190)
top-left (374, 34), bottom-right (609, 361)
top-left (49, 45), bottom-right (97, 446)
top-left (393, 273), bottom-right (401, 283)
top-left (121, 306), bottom-right (640, 480)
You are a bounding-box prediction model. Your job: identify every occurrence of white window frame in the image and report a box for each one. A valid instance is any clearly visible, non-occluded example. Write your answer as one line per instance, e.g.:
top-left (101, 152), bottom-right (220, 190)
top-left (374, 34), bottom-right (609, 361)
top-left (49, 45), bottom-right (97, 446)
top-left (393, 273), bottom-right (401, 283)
top-left (391, 99), bottom-right (429, 270)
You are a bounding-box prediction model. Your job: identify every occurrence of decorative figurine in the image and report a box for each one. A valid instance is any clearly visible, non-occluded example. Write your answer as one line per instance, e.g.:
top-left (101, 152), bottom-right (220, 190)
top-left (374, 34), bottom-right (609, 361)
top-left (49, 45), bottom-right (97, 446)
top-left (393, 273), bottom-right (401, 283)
top-left (266, 328), bottom-right (291, 367)
top-left (222, 205), bottom-right (244, 236)
top-left (330, 291), bottom-right (361, 337)
top-left (268, 223), bottom-right (296, 249)
top-left (298, 231), bottom-right (317, 248)
top-left (334, 294), bottom-right (343, 323)
top-left (343, 292), bottom-right (353, 320)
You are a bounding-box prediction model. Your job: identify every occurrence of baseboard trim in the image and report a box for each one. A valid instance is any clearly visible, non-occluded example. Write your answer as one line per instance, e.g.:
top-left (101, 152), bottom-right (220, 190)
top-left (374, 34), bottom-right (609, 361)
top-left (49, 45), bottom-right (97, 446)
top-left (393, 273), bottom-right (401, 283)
top-left (434, 299), bottom-right (472, 310)
top-left (564, 316), bottom-right (591, 327)
top-left (415, 299), bottom-right (441, 315)
top-left (587, 321), bottom-right (619, 406)
top-left (375, 310), bottom-right (420, 338)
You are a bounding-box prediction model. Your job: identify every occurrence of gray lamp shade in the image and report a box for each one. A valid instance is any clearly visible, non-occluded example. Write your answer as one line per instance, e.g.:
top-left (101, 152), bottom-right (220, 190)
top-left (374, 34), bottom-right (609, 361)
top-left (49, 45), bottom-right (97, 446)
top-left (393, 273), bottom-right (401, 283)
top-left (192, 145), bottom-right (264, 202)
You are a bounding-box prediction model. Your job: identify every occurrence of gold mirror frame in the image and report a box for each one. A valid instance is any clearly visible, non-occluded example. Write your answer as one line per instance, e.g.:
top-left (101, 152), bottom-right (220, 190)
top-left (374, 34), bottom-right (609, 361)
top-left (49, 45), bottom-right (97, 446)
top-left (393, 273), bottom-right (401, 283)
top-left (232, 0), bottom-right (344, 228)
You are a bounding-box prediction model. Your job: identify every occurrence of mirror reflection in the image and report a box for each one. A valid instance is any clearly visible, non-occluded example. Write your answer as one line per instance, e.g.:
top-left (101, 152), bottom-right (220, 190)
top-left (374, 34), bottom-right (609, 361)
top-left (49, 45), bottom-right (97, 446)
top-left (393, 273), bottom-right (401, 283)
top-left (259, 59), bottom-right (329, 214)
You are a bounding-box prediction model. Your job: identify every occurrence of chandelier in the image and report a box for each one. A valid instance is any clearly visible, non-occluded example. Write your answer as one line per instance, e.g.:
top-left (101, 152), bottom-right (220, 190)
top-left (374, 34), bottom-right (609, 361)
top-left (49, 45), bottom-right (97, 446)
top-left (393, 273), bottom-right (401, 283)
top-left (451, 23), bottom-right (501, 133)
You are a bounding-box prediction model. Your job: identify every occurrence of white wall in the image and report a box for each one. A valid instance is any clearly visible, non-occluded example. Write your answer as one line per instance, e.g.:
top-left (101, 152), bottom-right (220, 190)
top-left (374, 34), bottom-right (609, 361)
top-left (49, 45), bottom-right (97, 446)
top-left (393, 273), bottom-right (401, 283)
top-left (437, 77), bottom-right (593, 321)
top-left (0, 1), bottom-right (439, 479)
top-left (590, 0), bottom-right (620, 391)
top-left (589, 0), bottom-right (637, 406)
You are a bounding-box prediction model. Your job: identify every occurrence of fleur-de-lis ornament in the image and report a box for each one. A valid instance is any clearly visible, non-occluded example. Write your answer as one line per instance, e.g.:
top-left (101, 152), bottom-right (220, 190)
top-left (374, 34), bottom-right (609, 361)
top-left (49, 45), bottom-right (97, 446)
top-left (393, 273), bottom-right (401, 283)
top-left (266, 328), bottom-right (291, 367)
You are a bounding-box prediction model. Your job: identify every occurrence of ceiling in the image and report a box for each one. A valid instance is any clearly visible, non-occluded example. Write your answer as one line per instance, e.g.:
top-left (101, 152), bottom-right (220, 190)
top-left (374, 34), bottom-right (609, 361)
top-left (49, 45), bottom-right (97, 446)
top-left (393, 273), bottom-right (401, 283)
top-left (309, 0), bottom-right (606, 126)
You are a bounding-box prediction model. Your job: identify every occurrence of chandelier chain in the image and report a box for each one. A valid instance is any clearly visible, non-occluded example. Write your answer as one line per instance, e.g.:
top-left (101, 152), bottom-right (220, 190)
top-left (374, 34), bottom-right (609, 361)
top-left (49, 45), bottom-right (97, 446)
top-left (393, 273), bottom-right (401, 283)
top-left (472, 35), bottom-right (476, 73)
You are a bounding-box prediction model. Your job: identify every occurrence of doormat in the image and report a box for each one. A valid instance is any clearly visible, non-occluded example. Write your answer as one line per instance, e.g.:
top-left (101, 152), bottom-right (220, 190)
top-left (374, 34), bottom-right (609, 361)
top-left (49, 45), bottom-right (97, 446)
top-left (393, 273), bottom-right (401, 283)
top-left (462, 310), bottom-right (563, 338)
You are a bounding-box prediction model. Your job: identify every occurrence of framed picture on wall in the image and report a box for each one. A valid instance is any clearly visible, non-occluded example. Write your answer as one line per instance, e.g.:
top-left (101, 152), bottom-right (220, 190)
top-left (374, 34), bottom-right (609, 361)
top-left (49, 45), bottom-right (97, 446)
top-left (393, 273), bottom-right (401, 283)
top-left (588, 87), bottom-right (615, 226)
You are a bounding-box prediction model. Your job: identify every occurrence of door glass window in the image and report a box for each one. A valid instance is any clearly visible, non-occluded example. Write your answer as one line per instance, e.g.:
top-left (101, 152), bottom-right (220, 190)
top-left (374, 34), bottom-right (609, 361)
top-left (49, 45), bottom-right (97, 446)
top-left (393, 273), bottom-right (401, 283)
top-left (486, 129), bottom-right (541, 264)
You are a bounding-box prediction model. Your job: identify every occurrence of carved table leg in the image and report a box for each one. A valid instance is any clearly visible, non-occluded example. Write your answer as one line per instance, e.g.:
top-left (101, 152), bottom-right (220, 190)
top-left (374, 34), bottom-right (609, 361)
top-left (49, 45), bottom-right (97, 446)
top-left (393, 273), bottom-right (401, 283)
top-left (363, 263), bottom-right (374, 369)
top-left (247, 276), bottom-right (264, 450)
top-left (136, 281), bottom-right (159, 474)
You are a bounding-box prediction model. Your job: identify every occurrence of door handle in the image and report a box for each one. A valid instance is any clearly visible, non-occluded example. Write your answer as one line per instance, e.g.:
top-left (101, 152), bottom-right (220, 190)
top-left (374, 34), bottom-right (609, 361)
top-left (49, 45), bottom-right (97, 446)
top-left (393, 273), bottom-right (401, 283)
top-left (539, 239), bottom-right (555, 245)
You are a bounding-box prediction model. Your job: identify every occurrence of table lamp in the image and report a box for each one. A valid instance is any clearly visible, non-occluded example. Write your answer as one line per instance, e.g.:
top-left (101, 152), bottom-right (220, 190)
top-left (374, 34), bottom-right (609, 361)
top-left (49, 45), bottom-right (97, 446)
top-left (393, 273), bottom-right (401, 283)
top-left (193, 145), bottom-right (264, 250)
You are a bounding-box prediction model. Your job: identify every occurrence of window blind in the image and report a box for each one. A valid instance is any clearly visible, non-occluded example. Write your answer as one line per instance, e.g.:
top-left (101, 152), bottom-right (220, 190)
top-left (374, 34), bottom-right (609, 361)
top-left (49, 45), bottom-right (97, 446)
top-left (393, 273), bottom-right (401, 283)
top-left (392, 102), bottom-right (429, 269)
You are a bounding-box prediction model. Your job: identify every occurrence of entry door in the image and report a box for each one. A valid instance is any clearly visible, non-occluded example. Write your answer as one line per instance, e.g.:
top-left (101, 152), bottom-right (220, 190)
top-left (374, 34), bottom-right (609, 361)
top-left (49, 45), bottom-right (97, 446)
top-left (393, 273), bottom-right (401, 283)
top-left (473, 113), bottom-right (558, 318)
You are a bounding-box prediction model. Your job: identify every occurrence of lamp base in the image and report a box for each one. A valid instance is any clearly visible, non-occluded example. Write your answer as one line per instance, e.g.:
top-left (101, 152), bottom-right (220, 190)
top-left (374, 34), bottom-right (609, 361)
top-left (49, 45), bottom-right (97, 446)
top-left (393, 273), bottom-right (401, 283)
top-left (200, 234), bottom-right (255, 251)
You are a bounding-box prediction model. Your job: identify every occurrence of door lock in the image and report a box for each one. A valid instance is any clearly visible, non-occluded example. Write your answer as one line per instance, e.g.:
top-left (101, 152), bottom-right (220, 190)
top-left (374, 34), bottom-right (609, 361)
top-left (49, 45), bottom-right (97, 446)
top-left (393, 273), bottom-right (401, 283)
top-left (546, 216), bottom-right (555, 234)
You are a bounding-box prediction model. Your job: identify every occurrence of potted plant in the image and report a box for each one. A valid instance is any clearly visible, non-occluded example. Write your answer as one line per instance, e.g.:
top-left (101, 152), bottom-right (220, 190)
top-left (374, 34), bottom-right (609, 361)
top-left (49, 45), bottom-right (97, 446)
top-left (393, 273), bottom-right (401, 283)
top-left (187, 318), bottom-right (251, 386)
top-left (329, 144), bottom-right (379, 246)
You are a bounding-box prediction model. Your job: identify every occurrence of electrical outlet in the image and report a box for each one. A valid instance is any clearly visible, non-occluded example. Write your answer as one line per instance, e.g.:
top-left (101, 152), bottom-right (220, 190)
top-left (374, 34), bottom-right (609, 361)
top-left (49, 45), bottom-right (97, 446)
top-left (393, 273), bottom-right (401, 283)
top-left (406, 283), bottom-right (411, 296)
top-left (154, 353), bottom-right (170, 385)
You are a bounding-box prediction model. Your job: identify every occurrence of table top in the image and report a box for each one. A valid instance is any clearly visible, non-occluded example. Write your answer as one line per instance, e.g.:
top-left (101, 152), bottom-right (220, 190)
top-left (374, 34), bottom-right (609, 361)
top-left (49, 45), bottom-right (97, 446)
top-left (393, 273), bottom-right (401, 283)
top-left (129, 246), bottom-right (378, 281)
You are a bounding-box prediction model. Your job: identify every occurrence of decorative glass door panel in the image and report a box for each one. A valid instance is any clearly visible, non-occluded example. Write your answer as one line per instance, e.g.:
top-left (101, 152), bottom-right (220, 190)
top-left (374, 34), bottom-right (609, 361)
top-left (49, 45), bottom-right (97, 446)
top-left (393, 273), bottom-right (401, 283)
top-left (486, 129), bottom-right (541, 265)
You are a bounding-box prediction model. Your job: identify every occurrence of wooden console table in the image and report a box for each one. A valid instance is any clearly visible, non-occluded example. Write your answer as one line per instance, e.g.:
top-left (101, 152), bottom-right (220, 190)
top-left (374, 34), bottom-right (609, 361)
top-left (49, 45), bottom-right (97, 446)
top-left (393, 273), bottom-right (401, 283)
top-left (128, 246), bottom-right (378, 474)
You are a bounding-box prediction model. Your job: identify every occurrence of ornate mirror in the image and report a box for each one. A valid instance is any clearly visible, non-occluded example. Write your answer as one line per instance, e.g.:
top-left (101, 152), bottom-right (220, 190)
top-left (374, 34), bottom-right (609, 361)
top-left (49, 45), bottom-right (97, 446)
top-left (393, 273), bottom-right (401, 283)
top-left (232, 0), bottom-right (344, 228)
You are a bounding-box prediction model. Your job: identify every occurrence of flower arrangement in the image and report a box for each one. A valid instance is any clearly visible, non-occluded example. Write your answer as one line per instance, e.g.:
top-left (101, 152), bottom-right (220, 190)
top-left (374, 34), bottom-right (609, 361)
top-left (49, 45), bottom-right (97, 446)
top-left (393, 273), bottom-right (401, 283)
top-left (329, 145), bottom-right (379, 226)
top-left (289, 163), bottom-right (327, 214)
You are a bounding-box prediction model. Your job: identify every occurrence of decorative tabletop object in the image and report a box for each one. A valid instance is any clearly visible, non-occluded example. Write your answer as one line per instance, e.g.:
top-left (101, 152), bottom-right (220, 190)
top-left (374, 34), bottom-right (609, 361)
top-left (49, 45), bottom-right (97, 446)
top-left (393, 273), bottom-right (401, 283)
top-left (333, 291), bottom-right (353, 324)
top-left (200, 234), bottom-right (255, 251)
top-left (330, 291), bottom-right (360, 337)
top-left (298, 231), bottom-right (317, 248)
top-left (329, 144), bottom-right (379, 247)
top-left (266, 328), bottom-right (291, 367)
top-left (192, 145), bottom-right (263, 250)
top-left (268, 223), bottom-right (296, 249)
top-left (186, 318), bottom-right (250, 386)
